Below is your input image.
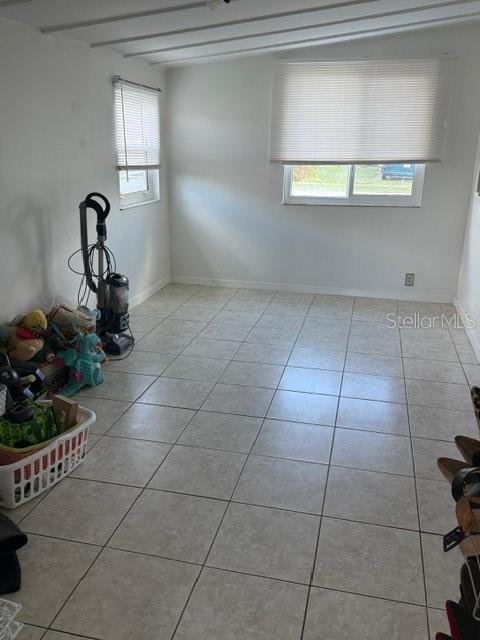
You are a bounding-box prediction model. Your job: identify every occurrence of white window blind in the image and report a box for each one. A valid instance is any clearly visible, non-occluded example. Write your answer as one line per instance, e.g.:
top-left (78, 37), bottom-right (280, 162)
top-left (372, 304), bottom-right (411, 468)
top-left (270, 58), bottom-right (451, 165)
top-left (113, 78), bottom-right (161, 170)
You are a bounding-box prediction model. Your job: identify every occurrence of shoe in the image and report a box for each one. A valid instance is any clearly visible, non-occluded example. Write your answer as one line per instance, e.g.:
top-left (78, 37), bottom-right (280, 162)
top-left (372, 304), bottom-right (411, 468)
top-left (438, 457), bottom-right (470, 483)
top-left (446, 600), bottom-right (480, 639)
top-left (456, 436), bottom-right (480, 466)
top-left (451, 467), bottom-right (480, 502)
top-left (470, 387), bottom-right (480, 434)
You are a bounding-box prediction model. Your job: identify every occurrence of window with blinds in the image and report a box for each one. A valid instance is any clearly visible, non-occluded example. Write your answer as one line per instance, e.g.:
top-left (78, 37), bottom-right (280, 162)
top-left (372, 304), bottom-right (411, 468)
top-left (271, 58), bottom-right (451, 165)
top-left (113, 77), bottom-right (161, 208)
top-left (113, 78), bottom-right (161, 170)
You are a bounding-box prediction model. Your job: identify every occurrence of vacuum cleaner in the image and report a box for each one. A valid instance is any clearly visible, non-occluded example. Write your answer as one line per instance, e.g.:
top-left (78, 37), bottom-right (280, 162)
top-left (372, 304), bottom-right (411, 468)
top-left (77, 192), bottom-right (134, 356)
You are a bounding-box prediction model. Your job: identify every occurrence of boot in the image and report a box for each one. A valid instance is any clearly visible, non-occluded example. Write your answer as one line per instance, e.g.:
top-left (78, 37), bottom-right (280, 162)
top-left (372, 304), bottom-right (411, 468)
top-left (446, 600), bottom-right (480, 639)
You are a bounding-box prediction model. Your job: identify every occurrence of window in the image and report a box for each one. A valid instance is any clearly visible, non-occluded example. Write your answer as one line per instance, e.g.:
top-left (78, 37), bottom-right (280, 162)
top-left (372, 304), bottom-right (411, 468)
top-left (284, 163), bottom-right (425, 207)
top-left (271, 58), bottom-right (450, 207)
top-left (118, 169), bottom-right (159, 208)
top-left (113, 77), bottom-right (161, 209)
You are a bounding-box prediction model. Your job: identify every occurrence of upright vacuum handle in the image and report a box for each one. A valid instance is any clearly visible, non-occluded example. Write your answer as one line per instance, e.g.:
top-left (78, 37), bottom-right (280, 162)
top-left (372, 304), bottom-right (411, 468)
top-left (79, 192), bottom-right (111, 295)
top-left (84, 192), bottom-right (110, 240)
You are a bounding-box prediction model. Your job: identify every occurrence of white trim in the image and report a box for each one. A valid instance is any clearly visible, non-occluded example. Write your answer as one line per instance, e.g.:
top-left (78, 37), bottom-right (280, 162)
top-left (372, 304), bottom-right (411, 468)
top-left (283, 164), bottom-right (425, 207)
top-left (129, 275), bottom-right (170, 309)
top-left (172, 275), bottom-right (453, 303)
top-left (120, 198), bottom-right (161, 211)
top-left (454, 297), bottom-right (480, 362)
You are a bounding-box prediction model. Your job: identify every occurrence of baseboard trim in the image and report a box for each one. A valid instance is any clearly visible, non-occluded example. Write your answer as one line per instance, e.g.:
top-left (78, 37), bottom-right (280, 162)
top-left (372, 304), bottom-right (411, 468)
top-left (454, 297), bottom-right (480, 362)
top-left (130, 275), bottom-right (170, 309)
top-left (172, 275), bottom-right (454, 303)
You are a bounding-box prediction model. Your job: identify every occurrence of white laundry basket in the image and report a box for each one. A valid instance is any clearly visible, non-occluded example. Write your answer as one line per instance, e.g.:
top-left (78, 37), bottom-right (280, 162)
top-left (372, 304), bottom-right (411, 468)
top-left (0, 402), bottom-right (95, 509)
top-left (0, 599), bottom-right (22, 640)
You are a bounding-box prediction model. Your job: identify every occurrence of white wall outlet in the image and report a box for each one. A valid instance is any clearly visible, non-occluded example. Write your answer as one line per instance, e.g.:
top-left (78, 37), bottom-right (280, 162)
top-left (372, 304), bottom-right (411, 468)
top-left (405, 273), bottom-right (415, 286)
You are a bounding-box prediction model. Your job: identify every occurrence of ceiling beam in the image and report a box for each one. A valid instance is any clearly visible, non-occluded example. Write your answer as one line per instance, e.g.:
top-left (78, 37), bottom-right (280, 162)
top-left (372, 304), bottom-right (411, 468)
top-left (154, 10), bottom-right (480, 64)
top-left (126, 0), bottom-right (475, 58)
top-left (42, 1), bottom-right (211, 34)
top-left (89, 0), bottom-right (387, 48)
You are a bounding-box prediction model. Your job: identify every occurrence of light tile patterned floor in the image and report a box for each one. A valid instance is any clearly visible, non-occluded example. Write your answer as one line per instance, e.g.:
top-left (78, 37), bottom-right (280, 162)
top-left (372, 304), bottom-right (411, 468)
top-left (4, 284), bottom-right (480, 640)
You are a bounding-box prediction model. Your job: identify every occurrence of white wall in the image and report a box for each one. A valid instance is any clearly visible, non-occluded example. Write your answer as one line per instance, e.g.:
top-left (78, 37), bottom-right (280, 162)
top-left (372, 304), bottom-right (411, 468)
top-left (456, 134), bottom-right (480, 356)
top-left (0, 19), bottom-right (169, 322)
top-left (167, 24), bottom-right (480, 301)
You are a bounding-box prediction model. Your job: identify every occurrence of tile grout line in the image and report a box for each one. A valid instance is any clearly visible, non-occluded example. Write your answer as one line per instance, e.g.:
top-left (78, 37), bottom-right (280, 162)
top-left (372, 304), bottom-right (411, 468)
top-left (399, 311), bottom-right (432, 639)
top-left (298, 295), bottom-right (353, 639)
top-left (22, 495), bottom-right (441, 537)
top-left (89, 422), bottom-right (467, 449)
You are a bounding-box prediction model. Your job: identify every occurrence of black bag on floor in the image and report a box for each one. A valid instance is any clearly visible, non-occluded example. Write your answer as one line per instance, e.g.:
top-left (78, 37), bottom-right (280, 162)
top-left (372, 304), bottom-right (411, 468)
top-left (0, 513), bottom-right (28, 594)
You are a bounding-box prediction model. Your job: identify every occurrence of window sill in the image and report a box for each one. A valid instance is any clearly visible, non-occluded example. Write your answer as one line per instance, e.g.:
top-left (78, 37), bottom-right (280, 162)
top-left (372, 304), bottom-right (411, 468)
top-left (120, 198), bottom-right (161, 211)
top-left (283, 200), bottom-right (421, 208)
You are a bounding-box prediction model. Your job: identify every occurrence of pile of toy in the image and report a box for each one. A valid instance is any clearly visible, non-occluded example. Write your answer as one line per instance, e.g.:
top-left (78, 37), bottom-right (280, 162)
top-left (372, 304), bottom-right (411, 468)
top-left (0, 302), bottom-right (105, 450)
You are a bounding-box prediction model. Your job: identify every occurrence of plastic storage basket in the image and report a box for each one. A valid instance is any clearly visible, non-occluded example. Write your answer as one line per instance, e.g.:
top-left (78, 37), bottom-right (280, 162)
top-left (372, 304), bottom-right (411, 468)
top-left (0, 599), bottom-right (22, 640)
top-left (0, 401), bottom-right (95, 509)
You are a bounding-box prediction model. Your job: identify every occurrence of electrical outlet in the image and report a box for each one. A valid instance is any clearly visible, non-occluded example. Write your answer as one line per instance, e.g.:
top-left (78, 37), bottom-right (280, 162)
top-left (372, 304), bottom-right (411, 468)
top-left (405, 273), bottom-right (415, 287)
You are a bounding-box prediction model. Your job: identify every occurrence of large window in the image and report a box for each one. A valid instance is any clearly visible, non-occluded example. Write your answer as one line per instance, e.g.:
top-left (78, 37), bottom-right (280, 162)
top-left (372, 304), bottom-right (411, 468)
top-left (271, 58), bottom-right (450, 208)
top-left (113, 77), bottom-right (161, 209)
top-left (284, 163), bottom-right (425, 207)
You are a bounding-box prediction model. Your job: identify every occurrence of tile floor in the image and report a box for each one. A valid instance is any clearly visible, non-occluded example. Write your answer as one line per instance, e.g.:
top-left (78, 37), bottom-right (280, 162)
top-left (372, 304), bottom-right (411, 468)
top-left (3, 284), bottom-right (480, 640)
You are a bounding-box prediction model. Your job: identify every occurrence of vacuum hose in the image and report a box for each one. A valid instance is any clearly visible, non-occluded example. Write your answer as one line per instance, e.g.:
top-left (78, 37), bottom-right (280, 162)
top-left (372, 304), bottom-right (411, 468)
top-left (79, 193), bottom-right (111, 295)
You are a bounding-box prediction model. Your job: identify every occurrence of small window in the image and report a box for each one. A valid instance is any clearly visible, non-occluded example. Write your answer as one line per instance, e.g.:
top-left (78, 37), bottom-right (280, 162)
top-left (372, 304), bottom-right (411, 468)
top-left (118, 169), bottom-right (159, 209)
top-left (113, 77), bottom-right (161, 209)
top-left (284, 163), bottom-right (425, 207)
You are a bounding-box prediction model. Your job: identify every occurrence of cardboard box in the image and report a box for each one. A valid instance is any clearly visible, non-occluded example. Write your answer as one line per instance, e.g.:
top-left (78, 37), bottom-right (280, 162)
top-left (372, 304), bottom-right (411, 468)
top-left (52, 395), bottom-right (78, 434)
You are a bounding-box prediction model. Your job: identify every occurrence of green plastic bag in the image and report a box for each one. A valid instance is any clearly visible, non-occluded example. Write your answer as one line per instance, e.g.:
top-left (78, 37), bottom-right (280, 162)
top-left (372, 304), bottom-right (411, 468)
top-left (0, 402), bottom-right (58, 448)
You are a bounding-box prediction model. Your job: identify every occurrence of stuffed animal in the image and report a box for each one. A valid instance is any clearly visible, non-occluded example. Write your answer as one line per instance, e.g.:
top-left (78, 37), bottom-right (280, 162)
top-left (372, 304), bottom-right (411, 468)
top-left (21, 310), bottom-right (47, 336)
top-left (57, 333), bottom-right (106, 397)
top-left (7, 310), bottom-right (47, 362)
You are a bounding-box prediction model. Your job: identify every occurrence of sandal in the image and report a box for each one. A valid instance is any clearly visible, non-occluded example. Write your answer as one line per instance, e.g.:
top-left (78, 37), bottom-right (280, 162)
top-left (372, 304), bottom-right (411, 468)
top-left (455, 436), bottom-right (480, 466)
top-left (438, 457), bottom-right (471, 483)
top-left (451, 468), bottom-right (480, 502)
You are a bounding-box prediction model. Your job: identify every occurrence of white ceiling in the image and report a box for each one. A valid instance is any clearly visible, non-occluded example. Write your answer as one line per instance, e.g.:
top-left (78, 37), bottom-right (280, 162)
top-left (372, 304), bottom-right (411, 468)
top-left (2, 0), bottom-right (480, 66)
